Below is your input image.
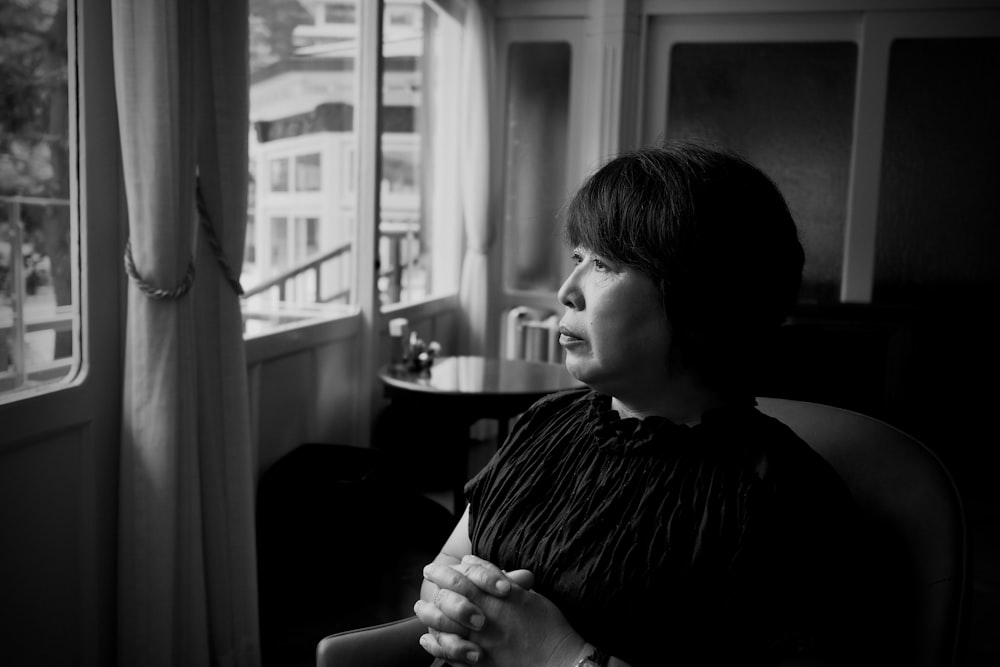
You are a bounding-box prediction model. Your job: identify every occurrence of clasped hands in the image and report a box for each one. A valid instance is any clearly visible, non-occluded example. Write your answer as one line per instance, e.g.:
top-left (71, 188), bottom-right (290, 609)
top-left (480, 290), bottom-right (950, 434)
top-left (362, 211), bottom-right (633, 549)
top-left (414, 554), bottom-right (586, 667)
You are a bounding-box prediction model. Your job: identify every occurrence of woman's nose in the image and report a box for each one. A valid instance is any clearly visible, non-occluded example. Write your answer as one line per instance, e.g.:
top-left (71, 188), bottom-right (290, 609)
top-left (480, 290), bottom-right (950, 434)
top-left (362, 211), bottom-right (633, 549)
top-left (557, 270), bottom-right (583, 310)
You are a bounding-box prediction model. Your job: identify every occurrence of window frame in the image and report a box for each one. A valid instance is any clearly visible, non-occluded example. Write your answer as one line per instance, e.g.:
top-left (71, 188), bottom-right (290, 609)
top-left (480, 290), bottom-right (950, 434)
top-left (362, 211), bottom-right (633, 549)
top-left (491, 16), bottom-right (590, 324)
top-left (0, 0), bottom-right (85, 406)
top-left (640, 3), bottom-right (1000, 304)
top-left (242, 0), bottom-right (465, 339)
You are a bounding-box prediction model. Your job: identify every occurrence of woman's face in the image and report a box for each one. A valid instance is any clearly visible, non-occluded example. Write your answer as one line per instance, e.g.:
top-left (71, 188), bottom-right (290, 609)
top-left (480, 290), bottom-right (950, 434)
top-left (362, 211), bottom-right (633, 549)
top-left (556, 246), bottom-right (673, 397)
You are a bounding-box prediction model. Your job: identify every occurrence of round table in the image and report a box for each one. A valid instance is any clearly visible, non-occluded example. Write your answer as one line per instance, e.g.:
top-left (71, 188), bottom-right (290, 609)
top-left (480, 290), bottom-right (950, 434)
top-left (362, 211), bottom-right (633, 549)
top-left (377, 355), bottom-right (582, 510)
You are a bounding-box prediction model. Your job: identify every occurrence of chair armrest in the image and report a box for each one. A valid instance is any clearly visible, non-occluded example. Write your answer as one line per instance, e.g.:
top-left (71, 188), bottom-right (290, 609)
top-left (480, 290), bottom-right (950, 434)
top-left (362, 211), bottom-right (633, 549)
top-left (316, 615), bottom-right (431, 667)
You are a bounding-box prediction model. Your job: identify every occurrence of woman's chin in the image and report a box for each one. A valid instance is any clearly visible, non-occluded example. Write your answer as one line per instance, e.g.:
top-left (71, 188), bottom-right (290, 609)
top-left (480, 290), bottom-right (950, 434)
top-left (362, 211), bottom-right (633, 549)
top-left (563, 354), bottom-right (593, 385)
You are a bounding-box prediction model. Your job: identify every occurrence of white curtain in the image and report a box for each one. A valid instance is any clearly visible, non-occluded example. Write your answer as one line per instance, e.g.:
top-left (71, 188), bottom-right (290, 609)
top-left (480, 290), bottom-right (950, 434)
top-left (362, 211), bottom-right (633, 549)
top-left (458, 0), bottom-right (495, 355)
top-left (112, 0), bottom-right (260, 665)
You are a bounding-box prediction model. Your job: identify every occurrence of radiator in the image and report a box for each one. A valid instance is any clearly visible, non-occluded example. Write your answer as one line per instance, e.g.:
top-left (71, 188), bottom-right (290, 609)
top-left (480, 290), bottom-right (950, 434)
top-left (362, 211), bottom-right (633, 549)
top-left (504, 306), bottom-right (562, 364)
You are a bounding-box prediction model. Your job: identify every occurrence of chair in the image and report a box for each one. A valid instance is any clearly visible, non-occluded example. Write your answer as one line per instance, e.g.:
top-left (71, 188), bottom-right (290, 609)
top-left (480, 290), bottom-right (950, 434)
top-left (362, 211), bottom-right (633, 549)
top-left (315, 399), bottom-right (970, 667)
top-left (256, 443), bottom-right (455, 667)
top-left (756, 398), bottom-right (969, 667)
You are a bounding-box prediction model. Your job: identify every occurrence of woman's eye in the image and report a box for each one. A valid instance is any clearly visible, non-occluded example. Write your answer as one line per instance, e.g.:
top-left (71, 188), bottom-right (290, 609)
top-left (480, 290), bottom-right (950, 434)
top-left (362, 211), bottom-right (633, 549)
top-left (570, 249), bottom-right (610, 271)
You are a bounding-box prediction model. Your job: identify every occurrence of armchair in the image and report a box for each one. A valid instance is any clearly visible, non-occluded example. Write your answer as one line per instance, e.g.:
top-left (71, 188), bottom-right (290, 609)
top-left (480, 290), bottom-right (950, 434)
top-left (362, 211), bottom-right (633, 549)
top-left (256, 443), bottom-right (455, 667)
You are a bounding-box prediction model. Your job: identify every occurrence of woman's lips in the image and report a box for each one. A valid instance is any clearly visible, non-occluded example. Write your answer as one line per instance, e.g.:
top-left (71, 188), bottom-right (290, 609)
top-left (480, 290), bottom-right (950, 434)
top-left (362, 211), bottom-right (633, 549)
top-left (558, 326), bottom-right (583, 346)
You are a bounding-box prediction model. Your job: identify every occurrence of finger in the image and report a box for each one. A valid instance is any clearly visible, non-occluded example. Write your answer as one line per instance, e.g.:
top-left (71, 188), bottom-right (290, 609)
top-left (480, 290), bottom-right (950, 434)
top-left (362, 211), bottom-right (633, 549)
top-left (423, 562), bottom-right (483, 602)
top-left (458, 554), bottom-right (512, 596)
top-left (436, 584), bottom-right (487, 631)
top-left (503, 568), bottom-right (535, 590)
top-left (413, 598), bottom-right (467, 636)
top-left (414, 592), bottom-right (485, 634)
top-left (419, 631), bottom-right (483, 665)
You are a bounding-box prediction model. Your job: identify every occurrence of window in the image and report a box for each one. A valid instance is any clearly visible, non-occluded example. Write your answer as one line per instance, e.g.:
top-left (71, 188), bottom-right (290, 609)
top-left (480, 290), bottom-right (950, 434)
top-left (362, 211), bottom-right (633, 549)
top-left (378, 0), bottom-right (462, 308)
top-left (245, 217), bottom-right (257, 264)
top-left (324, 3), bottom-right (356, 25)
top-left (873, 37), bottom-right (1000, 306)
top-left (494, 15), bottom-right (588, 327)
top-left (268, 157), bottom-right (289, 192)
top-left (387, 7), bottom-right (418, 29)
top-left (294, 153), bottom-right (322, 191)
top-left (0, 0), bottom-right (80, 402)
top-left (502, 41), bottom-right (573, 293)
top-left (244, 0), bottom-right (462, 335)
top-left (666, 41), bottom-right (857, 305)
top-left (641, 15), bottom-right (861, 305)
top-left (269, 216), bottom-right (289, 272)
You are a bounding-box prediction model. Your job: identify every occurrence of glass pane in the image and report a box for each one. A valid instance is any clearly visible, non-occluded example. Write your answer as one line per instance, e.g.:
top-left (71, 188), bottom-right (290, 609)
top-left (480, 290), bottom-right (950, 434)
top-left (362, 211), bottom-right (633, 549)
top-left (269, 157), bottom-right (289, 192)
top-left (245, 0), bottom-right (361, 334)
top-left (379, 1), bottom-right (463, 307)
top-left (874, 38), bottom-right (1000, 305)
top-left (1, 0), bottom-right (78, 400)
top-left (503, 41), bottom-right (571, 293)
top-left (294, 153), bottom-right (321, 191)
top-left (270, 217), bottom-right (288, 272)
top-left (301, 216), bottom-right (320, 258)
top-left (325, 3), bottom-right (356, 24)
top-left (666, 42), bottom-right (857, 304)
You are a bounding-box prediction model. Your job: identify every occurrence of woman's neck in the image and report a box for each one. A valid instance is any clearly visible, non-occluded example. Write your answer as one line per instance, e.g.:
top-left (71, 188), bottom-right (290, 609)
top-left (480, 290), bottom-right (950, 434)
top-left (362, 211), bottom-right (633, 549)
top-left (610, 375), bottom-right (730, 426)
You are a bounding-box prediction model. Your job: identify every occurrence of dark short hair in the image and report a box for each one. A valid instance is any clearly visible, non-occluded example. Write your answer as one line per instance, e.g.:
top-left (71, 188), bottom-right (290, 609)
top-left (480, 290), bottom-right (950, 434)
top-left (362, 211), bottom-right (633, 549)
top-left (564, 141), bottom-right (804, 393)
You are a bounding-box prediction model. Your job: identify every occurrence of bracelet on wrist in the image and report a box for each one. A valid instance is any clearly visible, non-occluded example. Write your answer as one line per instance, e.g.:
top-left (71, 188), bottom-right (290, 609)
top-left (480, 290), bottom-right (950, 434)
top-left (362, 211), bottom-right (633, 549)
top-left (573, 644), bottom-right (609, 667)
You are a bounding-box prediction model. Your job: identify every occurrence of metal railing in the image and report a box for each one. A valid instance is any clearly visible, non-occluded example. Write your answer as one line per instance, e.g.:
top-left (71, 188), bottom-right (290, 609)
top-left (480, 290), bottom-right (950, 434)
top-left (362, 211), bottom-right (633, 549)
top-left (0, 195), bottom-right (76, 394)
top-left (243, 240), bottom-right (354, 304)
top-left (240, 225), bottom-right (420, 332)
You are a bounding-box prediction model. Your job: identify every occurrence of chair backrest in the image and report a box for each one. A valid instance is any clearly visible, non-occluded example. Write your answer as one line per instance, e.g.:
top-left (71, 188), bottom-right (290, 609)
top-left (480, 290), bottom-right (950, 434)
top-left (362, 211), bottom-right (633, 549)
top-left (756, 397), bottom-right (969, 667)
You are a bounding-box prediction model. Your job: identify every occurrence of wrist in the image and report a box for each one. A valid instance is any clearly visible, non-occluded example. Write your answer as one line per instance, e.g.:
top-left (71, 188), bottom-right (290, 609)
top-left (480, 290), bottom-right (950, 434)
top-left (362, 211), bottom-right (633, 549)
top-left (545, 631), bottom-right (587, 667)
top-left (571, 642), bottom-right (610, 667)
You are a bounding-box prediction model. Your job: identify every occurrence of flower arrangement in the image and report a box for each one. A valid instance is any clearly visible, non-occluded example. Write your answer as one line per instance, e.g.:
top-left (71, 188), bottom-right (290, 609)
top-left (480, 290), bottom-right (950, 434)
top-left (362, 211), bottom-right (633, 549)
top-left (405, 332), bottom-right (441, 373)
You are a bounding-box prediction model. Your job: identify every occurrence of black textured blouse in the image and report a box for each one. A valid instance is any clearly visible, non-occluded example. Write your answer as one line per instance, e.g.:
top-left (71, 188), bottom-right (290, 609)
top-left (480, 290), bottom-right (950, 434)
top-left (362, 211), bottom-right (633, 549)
top-left (464, 388), bottom-right (858, 667)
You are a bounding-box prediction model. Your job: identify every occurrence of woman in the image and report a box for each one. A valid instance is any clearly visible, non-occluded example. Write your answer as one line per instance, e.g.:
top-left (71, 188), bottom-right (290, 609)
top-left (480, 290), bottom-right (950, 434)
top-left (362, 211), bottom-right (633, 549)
top-left (414, 142), bottom-right (861, 666)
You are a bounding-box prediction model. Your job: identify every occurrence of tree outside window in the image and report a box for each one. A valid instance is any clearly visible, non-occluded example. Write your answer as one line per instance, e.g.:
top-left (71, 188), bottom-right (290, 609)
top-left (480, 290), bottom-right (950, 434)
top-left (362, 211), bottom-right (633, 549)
top-left (0, 0), bottom-right (78, 400)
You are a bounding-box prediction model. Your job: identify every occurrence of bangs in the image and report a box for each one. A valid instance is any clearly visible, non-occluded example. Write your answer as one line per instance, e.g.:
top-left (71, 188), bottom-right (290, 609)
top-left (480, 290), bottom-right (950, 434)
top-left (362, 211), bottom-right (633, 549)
top-left (564, 154), bottom-right (687, 276)
top-left (564, 189), bottom-right (625, 264)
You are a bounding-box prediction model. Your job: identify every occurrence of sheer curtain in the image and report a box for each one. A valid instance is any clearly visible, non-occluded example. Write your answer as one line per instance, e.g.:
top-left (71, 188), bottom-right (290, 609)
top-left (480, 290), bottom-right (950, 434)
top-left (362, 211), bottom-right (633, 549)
top-left (112, 0), bottom-right (259, 665)
top-left (458, 0), bottom-right (496, 355)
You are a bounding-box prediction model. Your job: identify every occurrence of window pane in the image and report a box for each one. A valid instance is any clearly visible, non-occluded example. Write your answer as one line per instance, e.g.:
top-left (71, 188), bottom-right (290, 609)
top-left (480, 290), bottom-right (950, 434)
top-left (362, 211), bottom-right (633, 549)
top-left (301, 216), bottom-right (320, 258)
top-left (245, 1), bottom-right (462, 328)
top-left (874, 37), bottom-right (1000, 305)
top-left (294, 153), bottom-right (321, 191)
top-left (1, 0), bottom-right (78, 401)
top-left (325, 3), bottom-right (355, 25)
top-left (270, 216), bottom-right (288, 272)
top-left (269, 157), bottom-right (289, 192)
top-left (245, 0), bottom-right (360, 334)
top-left (379, 1), bottom-right (463, 307)
top-left (666, 42), bottom-right (857, 304)
top-left (502, 41), bottom-right (572, 293)
top-left (271, 158), bottom-right (288, 192)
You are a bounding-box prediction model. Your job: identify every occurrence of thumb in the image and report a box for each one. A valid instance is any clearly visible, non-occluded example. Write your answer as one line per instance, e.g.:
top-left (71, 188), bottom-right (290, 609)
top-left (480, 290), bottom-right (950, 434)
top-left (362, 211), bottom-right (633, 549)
top-left (503, 568), bottom-right (535, 590)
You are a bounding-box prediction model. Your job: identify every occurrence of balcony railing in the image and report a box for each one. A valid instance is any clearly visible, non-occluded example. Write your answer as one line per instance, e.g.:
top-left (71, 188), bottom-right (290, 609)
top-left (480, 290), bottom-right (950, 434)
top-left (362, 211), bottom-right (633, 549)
top-left (0, 195), bottom-right (76, 395)
top-left (243, 241), bottom-right (354, 304)
top-left (240, 225), bottom-right (420, 334)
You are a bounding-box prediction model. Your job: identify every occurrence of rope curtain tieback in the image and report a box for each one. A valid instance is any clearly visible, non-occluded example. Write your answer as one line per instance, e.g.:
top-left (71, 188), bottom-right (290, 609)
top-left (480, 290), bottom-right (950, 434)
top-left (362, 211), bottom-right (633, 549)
top-left (123, 177), bottom-right (245, 300)
top-left (195, 177), bottom-right (244, 296)
top-left (123, 238), bottom-right (196, 300)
